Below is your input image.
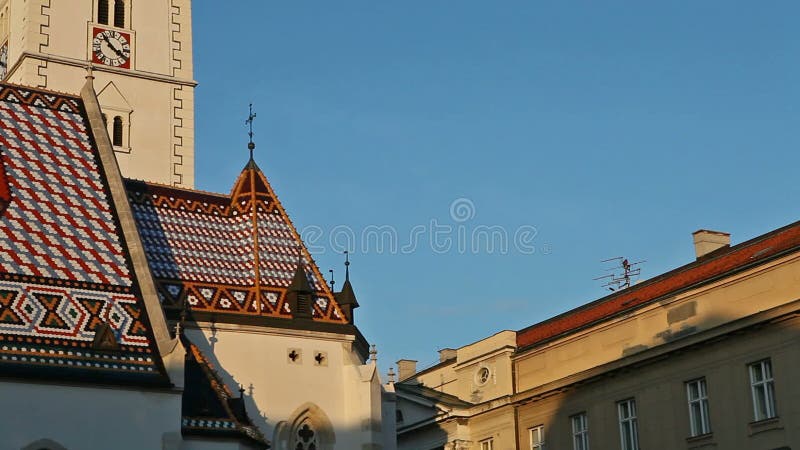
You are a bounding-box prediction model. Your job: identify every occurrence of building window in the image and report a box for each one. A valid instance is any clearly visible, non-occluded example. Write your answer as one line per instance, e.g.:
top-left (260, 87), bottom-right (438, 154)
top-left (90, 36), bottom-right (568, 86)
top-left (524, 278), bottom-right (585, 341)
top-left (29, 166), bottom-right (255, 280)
top-left (112, 116), bottom-right (123, 146)
top-left (480, 438), bottom-right (494, 450)
top-left (113, 0), bottom-right (125, 28)
top-left (529, 425), bottom-right (544, 450)
top-left (571, 413), bottom-right (589, 450)
top-left (475, 366), bottom-right (491, 386)
top-left (617, 399), bottom-right (639, 450)
top-left (749, 359), bottom-right (776, 421)
top-left (686, 378), bottom-right (711, 436)
top-left (97, 0), bottom-right (109, 25)
top-left (294, 420), bottom-right (318, 450)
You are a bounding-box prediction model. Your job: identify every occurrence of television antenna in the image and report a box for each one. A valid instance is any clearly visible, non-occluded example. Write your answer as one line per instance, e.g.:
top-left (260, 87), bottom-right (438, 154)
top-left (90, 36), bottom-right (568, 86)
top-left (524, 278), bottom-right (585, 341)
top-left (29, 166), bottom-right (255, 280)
top-left (594, 257), bottom-right (645, 291)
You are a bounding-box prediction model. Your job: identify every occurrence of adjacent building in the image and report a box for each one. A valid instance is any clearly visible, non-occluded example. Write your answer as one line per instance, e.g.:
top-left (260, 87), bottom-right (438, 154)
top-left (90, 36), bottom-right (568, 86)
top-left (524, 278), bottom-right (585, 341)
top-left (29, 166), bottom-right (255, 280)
top-left (396, 227), bottom-right (800, 449)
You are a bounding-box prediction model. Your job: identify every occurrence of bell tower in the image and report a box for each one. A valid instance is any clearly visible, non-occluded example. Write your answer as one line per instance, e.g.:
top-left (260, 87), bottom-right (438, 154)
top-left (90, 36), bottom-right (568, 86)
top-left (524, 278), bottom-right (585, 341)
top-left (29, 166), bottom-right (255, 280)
top-left (0, 0), bottom-right (195, 188)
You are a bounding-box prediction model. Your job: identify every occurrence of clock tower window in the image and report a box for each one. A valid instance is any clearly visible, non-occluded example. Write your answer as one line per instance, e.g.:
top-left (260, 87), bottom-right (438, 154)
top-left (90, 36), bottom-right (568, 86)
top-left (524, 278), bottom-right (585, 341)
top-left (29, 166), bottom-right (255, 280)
top-left (97, 0), bottom-right (109, 25)
top-left (112, 116), bottom-right (124, 147)
top-left (113, 0), bottom-right (125, 29)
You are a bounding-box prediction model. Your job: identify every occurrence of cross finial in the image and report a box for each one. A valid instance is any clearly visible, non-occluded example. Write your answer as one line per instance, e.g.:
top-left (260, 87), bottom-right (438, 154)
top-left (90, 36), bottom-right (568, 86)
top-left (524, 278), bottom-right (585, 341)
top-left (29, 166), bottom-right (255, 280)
top-left (245, 103), bottom-right (257, 160)
top-left (344, 250), bottom-right (351, 282)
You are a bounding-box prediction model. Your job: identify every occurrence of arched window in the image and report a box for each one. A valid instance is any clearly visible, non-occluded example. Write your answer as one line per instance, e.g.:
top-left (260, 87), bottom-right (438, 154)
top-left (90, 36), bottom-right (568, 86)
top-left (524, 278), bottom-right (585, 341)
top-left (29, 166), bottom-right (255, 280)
top-left (114, 0), bottom-right (125, 28)
top-left (273, 403), bottom-right (335, 450)
top-left (112, 116), bottom-right (123, 146)
top-left (294, 420), bottom-right (318, 450)
top-left (97, 0), bottom-right (109, 25)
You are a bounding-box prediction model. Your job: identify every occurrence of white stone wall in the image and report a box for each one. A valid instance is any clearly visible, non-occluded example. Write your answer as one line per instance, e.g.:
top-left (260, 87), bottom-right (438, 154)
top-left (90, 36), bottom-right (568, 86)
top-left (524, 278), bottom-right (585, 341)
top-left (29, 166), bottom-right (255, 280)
top-left (4, 0), bottom-right (196, 187)
top-left (0, 381), bottom-right (183, 449)
top-left (185, 323), bottom-right (389, 450)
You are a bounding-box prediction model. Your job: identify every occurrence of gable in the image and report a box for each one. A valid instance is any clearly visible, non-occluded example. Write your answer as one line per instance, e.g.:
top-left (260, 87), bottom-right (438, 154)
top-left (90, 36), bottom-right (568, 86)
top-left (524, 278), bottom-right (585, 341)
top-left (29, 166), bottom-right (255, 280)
top-left (125, 161), bottom-right (348, 326)
top-left (97, 81), bottom-right (132, 113)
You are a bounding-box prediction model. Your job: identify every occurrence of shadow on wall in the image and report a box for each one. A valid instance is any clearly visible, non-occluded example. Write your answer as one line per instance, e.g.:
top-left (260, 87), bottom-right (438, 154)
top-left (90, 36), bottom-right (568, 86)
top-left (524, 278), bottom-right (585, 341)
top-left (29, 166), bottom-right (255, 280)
top-left (186, 324), bottom-right (370, 450)
top-left (188, 325), bottom-right (272, 434)
top-left (513, 311), bottom-right (800, 450)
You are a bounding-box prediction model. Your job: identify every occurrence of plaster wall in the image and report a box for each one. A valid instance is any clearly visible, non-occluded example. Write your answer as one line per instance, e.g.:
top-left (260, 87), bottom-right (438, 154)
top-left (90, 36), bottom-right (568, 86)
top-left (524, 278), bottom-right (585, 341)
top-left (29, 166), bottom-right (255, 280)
top-left (3, 0), bottom-right (195, 187)
top-left (516, 315), bottom-right (800, 450)
top-left (0, 381), bottom-right (182, 450)
top-left (516, 253), bottom-right (800, 392)
top-left (185, 324), bottom-right (386, 450)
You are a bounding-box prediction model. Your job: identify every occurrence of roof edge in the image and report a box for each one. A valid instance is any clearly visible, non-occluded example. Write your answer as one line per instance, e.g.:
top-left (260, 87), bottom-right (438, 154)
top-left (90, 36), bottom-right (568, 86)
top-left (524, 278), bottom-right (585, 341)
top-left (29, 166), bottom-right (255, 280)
top-left (79, 77), bottom-right (178, 363)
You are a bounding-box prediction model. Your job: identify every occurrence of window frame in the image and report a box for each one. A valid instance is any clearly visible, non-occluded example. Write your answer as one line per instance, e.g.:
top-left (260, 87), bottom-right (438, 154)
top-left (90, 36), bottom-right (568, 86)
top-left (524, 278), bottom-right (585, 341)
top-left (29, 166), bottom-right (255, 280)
top-left (617, 398), bottom-right (639, 450)
top-left (685, 377), bottom-right (711, 436)
top-left (529, 424), bottom-right (545, 450)
top-left (749, 359), bottom-right (777, 421)
top-left (571, 412), bottom-right (589, 450)
top-left (480, 438), bottom-right (494, 450)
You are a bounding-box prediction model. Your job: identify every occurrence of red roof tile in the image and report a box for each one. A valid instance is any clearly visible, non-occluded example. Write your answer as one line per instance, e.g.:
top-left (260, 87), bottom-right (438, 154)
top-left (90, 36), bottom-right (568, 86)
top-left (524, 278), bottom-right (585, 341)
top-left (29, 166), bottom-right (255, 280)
top-left (517, 221), bottom-right (800, 349)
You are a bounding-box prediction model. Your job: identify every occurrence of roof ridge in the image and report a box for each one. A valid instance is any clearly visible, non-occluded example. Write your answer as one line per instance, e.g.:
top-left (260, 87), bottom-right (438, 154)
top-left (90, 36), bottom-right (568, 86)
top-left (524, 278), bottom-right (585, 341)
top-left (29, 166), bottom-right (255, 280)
top-left (517, 219), bottom-right (800, 348)
top-left (0, 81), bottom-right (81, 99)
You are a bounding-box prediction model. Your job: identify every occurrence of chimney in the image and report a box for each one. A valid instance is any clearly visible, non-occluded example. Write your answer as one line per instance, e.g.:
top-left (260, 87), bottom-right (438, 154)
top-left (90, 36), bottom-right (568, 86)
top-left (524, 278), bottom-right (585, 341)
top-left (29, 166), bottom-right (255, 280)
top-left (692, 229), bottom-right (730, 259)
top-left (396, 359), bottom-right (417, 381)
top-left (438, 348), bottom-right (457, 362)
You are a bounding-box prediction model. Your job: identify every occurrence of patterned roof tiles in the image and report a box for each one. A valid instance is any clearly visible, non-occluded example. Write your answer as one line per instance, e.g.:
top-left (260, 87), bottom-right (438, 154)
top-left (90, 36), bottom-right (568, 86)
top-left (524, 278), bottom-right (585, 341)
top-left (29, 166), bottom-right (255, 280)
top-left (0, 83), bottom-right (168, 385)
top-left (126, 159), bottom-right (347, 325)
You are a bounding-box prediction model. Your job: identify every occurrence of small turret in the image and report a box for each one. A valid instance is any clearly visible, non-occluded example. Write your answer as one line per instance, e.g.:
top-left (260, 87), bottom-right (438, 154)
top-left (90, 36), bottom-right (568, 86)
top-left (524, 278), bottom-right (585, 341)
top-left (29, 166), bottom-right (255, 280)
top-left (334, 251), bottom-right (360, 324)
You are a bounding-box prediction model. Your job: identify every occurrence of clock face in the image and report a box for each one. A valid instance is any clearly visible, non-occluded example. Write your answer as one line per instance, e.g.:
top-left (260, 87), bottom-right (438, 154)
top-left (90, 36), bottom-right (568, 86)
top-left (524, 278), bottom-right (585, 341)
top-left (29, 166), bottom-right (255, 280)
top-left (91, 27), bottom-right (131, 68)
top-left (0, 42), bottom-right (8, 79)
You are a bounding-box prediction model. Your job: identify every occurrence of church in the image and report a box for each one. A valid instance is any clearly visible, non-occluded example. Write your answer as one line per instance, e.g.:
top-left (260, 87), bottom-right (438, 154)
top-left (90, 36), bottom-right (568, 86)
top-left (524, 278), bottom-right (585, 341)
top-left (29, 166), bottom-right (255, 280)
top-left (0, 1), bottom-right (396, 449)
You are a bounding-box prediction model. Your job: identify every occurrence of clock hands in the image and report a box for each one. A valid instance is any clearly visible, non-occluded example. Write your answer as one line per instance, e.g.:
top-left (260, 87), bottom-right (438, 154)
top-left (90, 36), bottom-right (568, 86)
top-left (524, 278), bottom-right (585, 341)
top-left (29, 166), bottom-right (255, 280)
top-left (101, 33), bottom-right (127, 59)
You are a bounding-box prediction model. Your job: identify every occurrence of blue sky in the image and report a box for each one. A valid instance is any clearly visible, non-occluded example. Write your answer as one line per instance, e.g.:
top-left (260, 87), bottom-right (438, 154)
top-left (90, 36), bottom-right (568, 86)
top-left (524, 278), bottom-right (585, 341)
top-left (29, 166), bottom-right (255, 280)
top-left (192, 2), bottom-right (800, 373)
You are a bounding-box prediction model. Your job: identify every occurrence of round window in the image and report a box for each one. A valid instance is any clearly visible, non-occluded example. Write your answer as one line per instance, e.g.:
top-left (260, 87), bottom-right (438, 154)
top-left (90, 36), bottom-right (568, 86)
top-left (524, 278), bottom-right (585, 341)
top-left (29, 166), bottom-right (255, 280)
top-left (475, 366), bottom-right (491, 386)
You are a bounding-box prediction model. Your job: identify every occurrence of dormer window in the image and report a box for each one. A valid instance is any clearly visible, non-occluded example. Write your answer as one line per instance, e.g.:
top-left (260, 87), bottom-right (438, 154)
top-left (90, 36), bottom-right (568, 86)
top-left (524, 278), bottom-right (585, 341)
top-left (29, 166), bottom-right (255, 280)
top-left (97, 81), bottom-right (132, 153)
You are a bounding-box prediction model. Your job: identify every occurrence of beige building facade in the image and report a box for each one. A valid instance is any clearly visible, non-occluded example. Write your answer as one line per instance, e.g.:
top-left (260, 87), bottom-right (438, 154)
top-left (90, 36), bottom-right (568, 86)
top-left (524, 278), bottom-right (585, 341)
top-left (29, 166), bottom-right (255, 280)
top-left (395, 226), bottom-right (800, 449)
top-left (0, 0), bottom-right (195, 187)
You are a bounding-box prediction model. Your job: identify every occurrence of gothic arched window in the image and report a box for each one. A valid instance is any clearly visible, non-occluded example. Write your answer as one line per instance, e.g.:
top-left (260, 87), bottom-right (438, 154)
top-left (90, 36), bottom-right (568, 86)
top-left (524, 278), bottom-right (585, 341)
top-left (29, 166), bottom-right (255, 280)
top-left (112, 116), bottom-right (123, 146)
top-left (294, 420), bottom-right (319, 450)
top-left (97, 0), bottom-right (109, 25)
top-left (114, 0), bottom-right (125, 28)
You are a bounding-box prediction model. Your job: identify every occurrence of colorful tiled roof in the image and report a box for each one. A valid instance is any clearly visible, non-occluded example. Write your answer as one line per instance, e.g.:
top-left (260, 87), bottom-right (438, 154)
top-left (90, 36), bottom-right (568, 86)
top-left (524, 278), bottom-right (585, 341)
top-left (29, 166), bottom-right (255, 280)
top-left (517, 221), bottom-right (800, 349)
top-left (0, 83), bottom-right (168, 385)
top-left (126, 159), bottom-right (347, 325)
top-left (182, 336), bottom-right (269, 448)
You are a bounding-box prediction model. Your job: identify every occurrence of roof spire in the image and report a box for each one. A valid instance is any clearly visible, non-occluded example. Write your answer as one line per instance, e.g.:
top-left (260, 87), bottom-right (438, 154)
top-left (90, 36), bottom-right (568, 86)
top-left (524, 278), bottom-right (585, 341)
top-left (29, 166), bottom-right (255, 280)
top-left (245, 103), bottom-right (257, 160)
top-left (335, 251), bottom-right (359, 323)
top-left (328, 268), bottom-right (335, 290)
top-left (344, 250), bottom-right (351, 282)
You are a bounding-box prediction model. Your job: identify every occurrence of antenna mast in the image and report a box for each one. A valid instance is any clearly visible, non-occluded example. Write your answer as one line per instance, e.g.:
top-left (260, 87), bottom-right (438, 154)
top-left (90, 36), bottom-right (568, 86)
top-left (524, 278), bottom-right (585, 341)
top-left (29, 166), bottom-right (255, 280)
top-left (593, 257), bottom-right (646, 291)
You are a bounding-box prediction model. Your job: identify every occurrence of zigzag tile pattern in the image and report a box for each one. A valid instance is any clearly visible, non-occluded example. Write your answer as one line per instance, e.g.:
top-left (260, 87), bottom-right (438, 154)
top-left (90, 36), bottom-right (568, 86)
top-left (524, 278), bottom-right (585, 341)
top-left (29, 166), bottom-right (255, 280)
top-left (0, 94), bottom-right (131, 286)
top-left (0, 84), bottom-right (164, 383)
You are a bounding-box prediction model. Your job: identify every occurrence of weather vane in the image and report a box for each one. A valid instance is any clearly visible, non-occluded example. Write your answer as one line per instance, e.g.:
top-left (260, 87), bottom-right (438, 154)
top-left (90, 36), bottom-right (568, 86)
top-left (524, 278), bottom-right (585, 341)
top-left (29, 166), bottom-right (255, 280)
top-left (245, 103), bottom-right (257, 159)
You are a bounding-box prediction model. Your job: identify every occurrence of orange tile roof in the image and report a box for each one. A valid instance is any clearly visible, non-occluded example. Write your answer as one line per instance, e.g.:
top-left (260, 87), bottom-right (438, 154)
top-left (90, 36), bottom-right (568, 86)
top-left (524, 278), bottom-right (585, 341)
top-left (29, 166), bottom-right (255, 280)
top-left (517, 221), bottom-right (800, 349)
